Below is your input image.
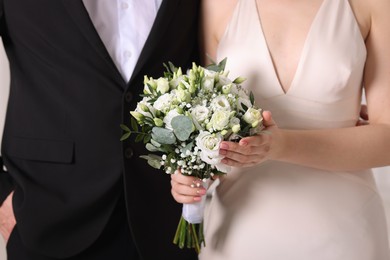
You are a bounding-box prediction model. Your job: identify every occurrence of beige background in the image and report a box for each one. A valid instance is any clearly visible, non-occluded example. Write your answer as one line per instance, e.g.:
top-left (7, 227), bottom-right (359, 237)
top-left (0, 41), bottom-right (390, 258)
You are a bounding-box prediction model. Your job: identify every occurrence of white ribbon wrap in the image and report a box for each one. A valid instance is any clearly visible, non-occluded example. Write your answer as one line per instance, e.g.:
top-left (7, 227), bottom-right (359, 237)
top-left (182, 181), bottom-right (209, 224)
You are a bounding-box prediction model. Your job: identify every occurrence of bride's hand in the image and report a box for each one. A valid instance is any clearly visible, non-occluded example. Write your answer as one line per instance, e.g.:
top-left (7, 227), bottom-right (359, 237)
top-left (170, 170), bottom-right (207, 204)
top-left (219, 111), bottom-right (283, 167)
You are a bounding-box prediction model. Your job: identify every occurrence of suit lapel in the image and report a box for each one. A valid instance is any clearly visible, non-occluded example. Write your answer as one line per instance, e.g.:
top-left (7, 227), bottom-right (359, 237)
top-left (62, 0), bottom-right (126, 87)
top-left (129, 0), bottom-right (180, 87)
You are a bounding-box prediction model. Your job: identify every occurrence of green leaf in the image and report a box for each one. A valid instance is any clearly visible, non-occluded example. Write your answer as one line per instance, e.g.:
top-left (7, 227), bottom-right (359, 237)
top-left (130, 117), bottom-right (139, 132)
top-left (143, 134), bottom-right (152, 144)
top-left (135, 134), bottom-right (144, 143)
top-left (151, 127), bottom-right (176, 144)
top-left (241, 103), bottom-right (248, 112)
top-left (120, 132), bottom-right (131, 141)
top-left (120, 124), bottom-right (131, 132)
top-left (218, 57), bottom-right (227, 71)
top-left (250, 91), bottom-right (255, 106)
top-left (171, 115), bottom-right (194, 141)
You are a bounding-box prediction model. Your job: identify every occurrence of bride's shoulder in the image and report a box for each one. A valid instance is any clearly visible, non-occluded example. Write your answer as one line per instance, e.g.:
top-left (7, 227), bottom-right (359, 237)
top-left (201, 0), bottom-right (238, 40)
top-left (348, 0), bottom-right (390, 40)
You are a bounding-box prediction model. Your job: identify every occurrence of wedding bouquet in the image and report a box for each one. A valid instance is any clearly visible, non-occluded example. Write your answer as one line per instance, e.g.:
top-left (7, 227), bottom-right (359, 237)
top-left (121, 59), bottom-right (264, 253)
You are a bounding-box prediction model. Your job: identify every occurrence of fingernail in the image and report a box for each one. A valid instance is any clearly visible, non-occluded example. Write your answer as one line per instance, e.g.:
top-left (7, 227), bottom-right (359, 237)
top-left (194, 196), bottom-right (202, 201)
top-left (220, 143), bottom-right (229, 149)
top-left (197, 189), bottom-right (207, 195)
top-left (219, 149), bottom-right (227, 155)
top-left (239, 141), bottom-right (248, 146)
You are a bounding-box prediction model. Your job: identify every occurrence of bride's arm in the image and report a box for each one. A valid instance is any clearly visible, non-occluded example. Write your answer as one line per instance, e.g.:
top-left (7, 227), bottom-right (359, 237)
top-left (199, 0), bottom-right (237, 65)
top-left (220, 0), bottom-right (390, 172)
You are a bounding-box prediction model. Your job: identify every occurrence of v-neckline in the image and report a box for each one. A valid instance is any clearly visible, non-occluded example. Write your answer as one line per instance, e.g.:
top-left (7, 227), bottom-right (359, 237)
top-left (255, 0), bottom-right (328, 95)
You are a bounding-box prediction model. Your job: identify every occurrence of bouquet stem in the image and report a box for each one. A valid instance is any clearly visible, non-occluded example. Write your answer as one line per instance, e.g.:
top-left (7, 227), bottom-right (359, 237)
top-left (173, 216), bottom-right (205, 254)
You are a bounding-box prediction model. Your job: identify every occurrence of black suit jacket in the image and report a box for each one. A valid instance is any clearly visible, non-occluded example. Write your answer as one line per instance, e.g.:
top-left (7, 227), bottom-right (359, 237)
top-left (0, 0), bottom-right (199, 259)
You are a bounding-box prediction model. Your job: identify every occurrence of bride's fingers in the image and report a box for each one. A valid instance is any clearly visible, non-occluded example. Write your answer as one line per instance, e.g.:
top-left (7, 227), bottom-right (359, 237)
top-left (171, 169), bottom-right (201, 186)
top-left (171, 189), bottom-right (203, 204)
top-left (171, 179), bottom-right (207, 197)
top-left (221, 157), bottom-right (260, 168)
top-left (220, 145), bottom-right (269, 163)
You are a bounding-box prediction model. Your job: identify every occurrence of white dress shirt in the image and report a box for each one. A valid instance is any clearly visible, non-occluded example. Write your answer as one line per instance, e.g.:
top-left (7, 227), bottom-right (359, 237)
top-left (82, 0), bottom-right (163, 81)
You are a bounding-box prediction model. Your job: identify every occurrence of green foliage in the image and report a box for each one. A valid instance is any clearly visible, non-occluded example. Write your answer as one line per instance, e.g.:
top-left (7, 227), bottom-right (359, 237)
top-left (171, 115), bottom-right (194, 141)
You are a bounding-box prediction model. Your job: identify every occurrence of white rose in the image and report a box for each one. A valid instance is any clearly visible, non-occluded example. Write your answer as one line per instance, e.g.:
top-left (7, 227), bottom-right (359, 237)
top-left (156, 77), bottom-right (170, 94)
top-left (163, 109), bottom-right (181, 130)
top-left (153, 93), bottom-right (173, 111)
top-left (196, 131), bottom-right (223, 164)
top-left (243, 108), bottom-right (262, 125)
top-left (195, 131), bottom-right (231, 173)
top-left (210, 110), bottom-right (231, 131)
top-left (191, 105), bottom-right (210, 123)
top-left (210, 95), bottom-right (231, 112)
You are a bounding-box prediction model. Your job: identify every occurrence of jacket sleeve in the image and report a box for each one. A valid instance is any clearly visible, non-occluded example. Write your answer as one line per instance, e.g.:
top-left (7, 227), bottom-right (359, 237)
top-left (0, 0), bottom-right (4, 36)
top-left (0, 157), bottom-right (13, 206)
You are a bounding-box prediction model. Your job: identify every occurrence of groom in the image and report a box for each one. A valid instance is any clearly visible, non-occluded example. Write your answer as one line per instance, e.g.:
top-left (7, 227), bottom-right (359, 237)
top-left (0, 0), bottom-right (199, 259)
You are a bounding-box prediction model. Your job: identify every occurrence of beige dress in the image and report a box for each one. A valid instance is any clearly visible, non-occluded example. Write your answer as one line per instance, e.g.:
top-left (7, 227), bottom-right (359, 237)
top-left (200, 0), bottom-right (390, 259)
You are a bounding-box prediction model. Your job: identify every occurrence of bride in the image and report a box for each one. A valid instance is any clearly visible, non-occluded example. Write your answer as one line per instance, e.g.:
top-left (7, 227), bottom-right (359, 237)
top-left (171, 0), bottom-right (390, 259)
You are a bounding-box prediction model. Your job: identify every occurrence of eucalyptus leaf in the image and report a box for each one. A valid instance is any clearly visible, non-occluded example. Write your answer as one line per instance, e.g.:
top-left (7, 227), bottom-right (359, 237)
top-left (152, 127), bottom-right (176, 144)
top-left (140, 154), bottom-right (162, 169)
top-left (182, 142), bottom-right (194, 155)
top-left (151, 139), bottom-right (162, 148)
top-left (171, 115), bottom-right (194, 141)
top-left (146, 143), bottom-right (159, 152)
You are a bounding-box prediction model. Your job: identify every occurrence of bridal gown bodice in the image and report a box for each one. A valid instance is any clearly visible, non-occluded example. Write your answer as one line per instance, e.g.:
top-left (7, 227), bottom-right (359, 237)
top-left (200, 0), bottom-right (390, 259)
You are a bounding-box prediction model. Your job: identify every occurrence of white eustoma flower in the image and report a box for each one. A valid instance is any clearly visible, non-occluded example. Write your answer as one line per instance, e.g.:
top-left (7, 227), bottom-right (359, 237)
top-left (163, 109), bottom-right (181, 130)
top-left (176, 88), bottom-right (191, 103)
top-left (156, 77), bottom-right (170, 94)
top-left (210, 95), bottom-right (231, 112)
top-left (153, 93), bottom-right (174, 111)
top-left (135, 97), bottom-right (156, 117)
top-left (218, 75), bottom-right (232, 88)
top-left (231, 84), bottom-right (250, 98)
top-left (243, 108), bottom-right (263, 125)
top-left (191, 105), bottom-right (210, 123)
top-left (201, 76), bottom-right (215, 93)
top-left (210, 110), bottom-right (231, 131)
